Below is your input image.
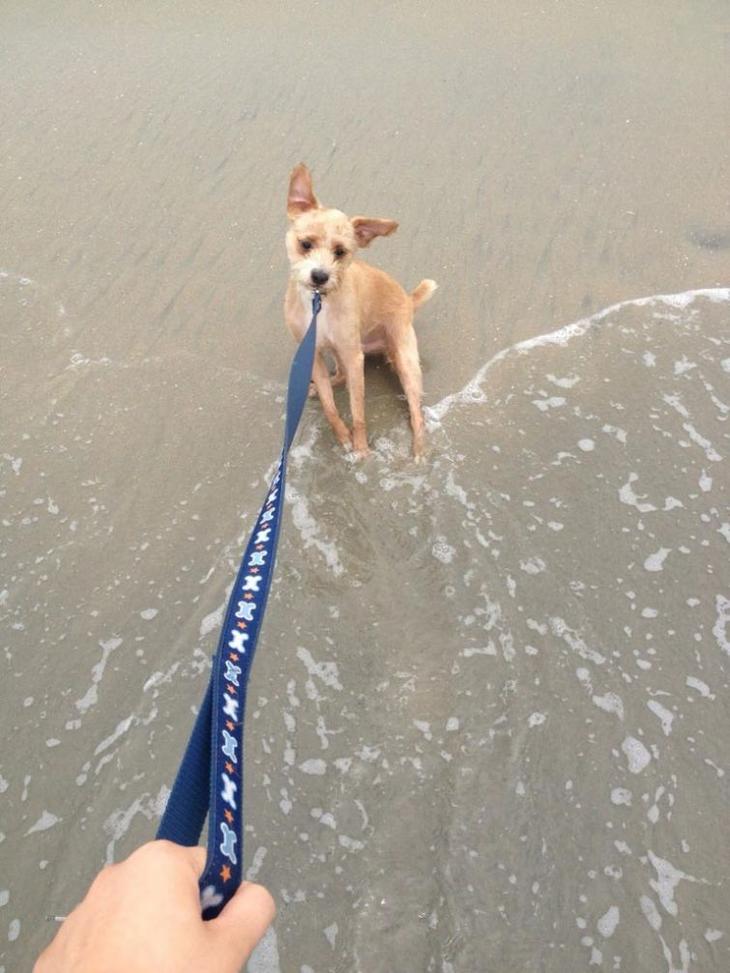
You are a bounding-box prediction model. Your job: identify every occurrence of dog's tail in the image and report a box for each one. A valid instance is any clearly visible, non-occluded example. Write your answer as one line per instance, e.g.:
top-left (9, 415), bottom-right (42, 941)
top-left (411, 279), bottom-right (438, 310)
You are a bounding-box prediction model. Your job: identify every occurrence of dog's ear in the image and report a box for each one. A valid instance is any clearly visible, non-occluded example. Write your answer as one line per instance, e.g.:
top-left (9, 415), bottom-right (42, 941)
top-left (287, 164), bottom-right (319, 219)
top-left (351, 217), bottom-right (399, 248)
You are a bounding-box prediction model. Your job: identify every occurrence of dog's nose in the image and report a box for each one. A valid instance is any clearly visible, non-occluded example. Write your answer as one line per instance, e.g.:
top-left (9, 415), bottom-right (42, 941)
top-left (310, 269), bottom-right (330, 287)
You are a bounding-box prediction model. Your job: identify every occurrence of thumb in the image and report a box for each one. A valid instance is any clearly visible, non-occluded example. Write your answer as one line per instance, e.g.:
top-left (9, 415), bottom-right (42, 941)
top-left (209, 881), bottom-right (276, 964)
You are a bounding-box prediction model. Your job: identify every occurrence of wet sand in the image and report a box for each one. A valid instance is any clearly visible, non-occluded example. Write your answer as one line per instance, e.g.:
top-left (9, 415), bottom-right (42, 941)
top-left (2, 2), bottom-right (729, 970)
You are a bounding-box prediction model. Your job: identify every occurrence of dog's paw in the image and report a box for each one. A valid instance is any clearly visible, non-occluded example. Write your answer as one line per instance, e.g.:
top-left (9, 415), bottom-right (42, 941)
top-left (412, 432), bottom-right (426, 463)
top-left (335, 429), bottom-right (353, 451)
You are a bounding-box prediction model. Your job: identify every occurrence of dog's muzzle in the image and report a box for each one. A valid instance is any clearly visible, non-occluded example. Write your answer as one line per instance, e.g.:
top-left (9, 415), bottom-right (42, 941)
top-left (310, 268), bottom-right (330, 288)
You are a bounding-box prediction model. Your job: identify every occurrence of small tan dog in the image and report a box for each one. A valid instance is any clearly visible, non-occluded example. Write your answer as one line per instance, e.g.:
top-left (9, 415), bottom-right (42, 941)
top-left (284, 164), bottom-right (437, 459)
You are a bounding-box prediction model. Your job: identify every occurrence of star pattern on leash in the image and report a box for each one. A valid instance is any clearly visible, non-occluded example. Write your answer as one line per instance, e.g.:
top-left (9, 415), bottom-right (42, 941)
top-left (162, 303), bottom-right (321, 924)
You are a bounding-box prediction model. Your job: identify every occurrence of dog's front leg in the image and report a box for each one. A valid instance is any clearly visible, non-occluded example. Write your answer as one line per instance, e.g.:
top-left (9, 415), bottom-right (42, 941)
top-left (344, 349), bottom-right (369, 458)
top-left (311, 353), bottom-right (352, 449)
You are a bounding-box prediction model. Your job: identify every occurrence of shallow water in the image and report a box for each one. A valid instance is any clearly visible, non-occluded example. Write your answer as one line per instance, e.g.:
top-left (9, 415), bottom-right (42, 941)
top-left (2, 2), bottom-right (730, 972)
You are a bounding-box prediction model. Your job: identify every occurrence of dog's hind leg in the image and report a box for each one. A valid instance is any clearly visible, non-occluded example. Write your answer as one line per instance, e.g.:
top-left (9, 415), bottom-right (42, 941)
top-left (388, 324), bottom-right (425, 459)
top-left (330, 359), bottom-right (346, 387)
top-left (308, 355), bottom-right (346, 398)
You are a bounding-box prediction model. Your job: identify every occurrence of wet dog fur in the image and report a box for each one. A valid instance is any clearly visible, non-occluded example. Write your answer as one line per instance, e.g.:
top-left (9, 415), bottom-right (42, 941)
top-left (283, 163), bottom-right (437, 459)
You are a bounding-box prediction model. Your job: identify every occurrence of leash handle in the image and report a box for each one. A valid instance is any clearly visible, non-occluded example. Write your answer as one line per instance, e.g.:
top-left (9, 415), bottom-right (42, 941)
top-left (157, 293), bottom-right (320, 918)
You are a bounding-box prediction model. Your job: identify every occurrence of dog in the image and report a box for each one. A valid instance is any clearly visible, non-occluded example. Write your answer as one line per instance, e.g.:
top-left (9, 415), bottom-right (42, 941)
top-left (283, 163), bottom-right (437, 459)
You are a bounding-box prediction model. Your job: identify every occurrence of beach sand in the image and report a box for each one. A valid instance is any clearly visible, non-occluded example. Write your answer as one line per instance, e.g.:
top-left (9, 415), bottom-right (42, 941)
top-left (1, 2), bottom-right (729, 970)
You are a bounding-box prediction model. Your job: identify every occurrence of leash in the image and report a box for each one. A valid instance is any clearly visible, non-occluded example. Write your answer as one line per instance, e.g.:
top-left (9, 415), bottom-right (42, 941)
top-left (157, 292), bottom-right (321, 919)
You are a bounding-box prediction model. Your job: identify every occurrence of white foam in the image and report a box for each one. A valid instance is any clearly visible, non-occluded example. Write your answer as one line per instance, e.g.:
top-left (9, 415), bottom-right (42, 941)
top-left (414, 720), bottom-right (432, 739)
top-left (611, 788), bottom-right (632, 806)
top-left (425, 288), bottom-right (730, 425)
top-left (246, 846), bottom-right (268, 881)
top-left (547, 373), bottom-right (580, 388)
top-left (444, 471), bottom-right (474, 510)
top-left (287, 483), bottom-right (344, 576)
top-left (200, 603), bottom-right (225, 638)
top-left (432, 538), bottom-right (456, 564)
top-left (462, 644), bottom-right (497, 658)
top-left (686, 676), bottom-right (714, 699)
top-left (94, 714), bottom-right (135, 756)
top-left (621, 736), bottom-right (651, 773)
top-left (597, 906), bottom-right (620, 938)
top-left (247, 926), bottom-right (282, 973)
top-left (592, 693), bottom-right (624, 720)
top-left (550, 617), bottom-right (606, 665)
top-left (338, 834), bottom-right (365, 851)
top-left (296, 646), bottom-right (342, 691)
top-left (143, 662), bottom-right (181, 693)
top-left (647, 700), bottom-right (674, 736)
top-left (674, 357), bottom-right (697, 376)
top-left (640, 895), bottom-right (662, 931)
top-left (664, 937), bottom-right (690, 970)
top-left (103, 787), bottom-right (169, 864)
top-left (618, 473), bottom-right (657, 513)
top-left (648, 851), bottom-right (695, 918)
top-left (644, 548), bottom-right (671, 573)
top-left (602, 424), bottom-right (627, 443)
top-left (75, 637), bottom-right (123, 714)
top-left (682, 423), bottom-right (722, 462)
top-left (713, 595), bottom-right (730, 656)
top-left (532, 395), bottom-right (566, 412)
top-left (299, 759), bottom-right (327, 775)
top-left (663, 393), bottom-right (723, 461)
top-left (25, 811), bottom-right (60, 835)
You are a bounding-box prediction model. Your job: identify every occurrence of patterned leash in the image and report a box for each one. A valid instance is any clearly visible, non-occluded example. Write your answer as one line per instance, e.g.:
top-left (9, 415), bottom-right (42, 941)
top-left (157, 293), bottom-right (321, 919)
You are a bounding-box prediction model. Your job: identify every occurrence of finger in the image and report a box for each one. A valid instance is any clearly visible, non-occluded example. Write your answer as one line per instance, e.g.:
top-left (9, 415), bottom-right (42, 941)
top-left (122, 842), bottom-right (208, 912)
top-left (174, 843), bottom-right (208, 876)
top-left (139, 840), bottom-right (207, 878)
top-left (209, 881), bottom-right (276, 961)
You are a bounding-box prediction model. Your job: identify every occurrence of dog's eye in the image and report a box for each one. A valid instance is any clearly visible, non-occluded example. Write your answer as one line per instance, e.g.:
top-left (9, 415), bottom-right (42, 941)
top-left (333, 246), bottom-right (347, 259)
top-left (299, 239), bottom-right (313, 252)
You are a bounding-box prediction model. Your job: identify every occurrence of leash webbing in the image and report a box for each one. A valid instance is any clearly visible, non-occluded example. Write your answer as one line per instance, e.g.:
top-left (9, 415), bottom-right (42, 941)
top-left (157, 293), bottom-right (321, 919)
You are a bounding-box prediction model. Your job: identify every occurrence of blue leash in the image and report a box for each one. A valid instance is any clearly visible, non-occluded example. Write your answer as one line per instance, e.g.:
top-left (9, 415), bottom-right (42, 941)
top-left (157, 293), bottom-right (321, 919)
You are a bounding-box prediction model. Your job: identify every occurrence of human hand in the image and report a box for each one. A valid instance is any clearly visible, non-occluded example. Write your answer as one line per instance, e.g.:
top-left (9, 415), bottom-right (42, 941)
top-left (34, 840), bottom-right (275, 973)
